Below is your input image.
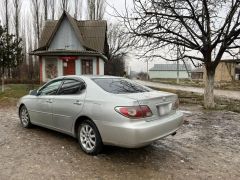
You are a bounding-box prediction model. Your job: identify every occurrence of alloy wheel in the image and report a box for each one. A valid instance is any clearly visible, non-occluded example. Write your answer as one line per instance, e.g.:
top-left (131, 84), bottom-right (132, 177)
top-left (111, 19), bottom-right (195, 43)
top-left (21, 107), bottom-right (30, 127)
top-left (79, 124), bottom-right (96, 151)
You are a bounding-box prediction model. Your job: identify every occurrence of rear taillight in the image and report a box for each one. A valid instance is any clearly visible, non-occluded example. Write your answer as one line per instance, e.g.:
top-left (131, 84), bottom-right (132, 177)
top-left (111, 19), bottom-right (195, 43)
top-left (172, 98), bottom-right (179, 110)
top-left (115, 105), bottom-right (153, 119)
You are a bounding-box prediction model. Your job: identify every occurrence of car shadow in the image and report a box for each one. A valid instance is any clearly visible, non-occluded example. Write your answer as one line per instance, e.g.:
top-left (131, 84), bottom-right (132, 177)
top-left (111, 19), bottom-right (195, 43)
top-left (22, 124), bottom-right (183, 167)
top-left (25, 124), bottom-right (77, 142)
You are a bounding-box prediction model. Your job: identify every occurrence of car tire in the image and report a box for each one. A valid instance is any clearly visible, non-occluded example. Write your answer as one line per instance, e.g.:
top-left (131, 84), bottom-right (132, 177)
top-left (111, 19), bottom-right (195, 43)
top-left (19, 105), bottom-right (32, 128)
top-left (78, 119), bottom-right (103, 155)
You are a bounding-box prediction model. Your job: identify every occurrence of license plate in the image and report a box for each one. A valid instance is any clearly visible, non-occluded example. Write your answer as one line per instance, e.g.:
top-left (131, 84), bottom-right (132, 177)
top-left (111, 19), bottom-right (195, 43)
top-left (158, 103), bottom-right (172, 116)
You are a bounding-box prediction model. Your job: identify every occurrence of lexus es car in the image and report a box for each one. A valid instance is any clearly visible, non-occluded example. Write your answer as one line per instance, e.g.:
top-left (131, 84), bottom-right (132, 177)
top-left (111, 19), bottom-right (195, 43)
top-left (17, 75), bottom-right (183, 155)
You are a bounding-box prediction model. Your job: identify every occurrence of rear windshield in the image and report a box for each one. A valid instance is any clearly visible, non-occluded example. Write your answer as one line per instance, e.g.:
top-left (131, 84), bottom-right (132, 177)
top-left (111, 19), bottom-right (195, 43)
top-left (92, 78), bottom-right (151, 94)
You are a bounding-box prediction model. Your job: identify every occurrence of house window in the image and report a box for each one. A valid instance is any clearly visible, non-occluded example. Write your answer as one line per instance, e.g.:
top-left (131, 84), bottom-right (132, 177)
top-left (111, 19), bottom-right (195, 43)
top-left (45, 58), bottom-right (58, 80)
top-left (82, 60), bottom-right (93, 74)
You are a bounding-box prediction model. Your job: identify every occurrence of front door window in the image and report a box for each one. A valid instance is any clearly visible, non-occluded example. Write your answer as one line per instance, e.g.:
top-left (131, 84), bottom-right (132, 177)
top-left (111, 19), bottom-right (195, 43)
top-left (39, 80), bottom-right (63, 96)
top-left (82, 60), bottom-right (93, 74)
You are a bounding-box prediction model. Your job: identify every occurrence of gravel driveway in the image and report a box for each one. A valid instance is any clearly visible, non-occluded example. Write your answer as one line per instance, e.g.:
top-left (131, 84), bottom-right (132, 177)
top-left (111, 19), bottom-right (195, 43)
top-left (0, 104), bottom-right (239, 180)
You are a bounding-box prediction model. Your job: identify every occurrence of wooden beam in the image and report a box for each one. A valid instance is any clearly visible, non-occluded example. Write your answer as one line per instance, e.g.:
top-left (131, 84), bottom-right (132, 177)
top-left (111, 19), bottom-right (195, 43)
top-left (97, 57), bottom-right (99, 75)
top-left (39, 56), bottom-right (43, 82)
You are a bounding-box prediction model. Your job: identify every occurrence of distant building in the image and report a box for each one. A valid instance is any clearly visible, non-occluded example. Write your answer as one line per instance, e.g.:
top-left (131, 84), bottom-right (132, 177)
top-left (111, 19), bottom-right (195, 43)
top-left (236, 65), bottom-right (240, 80)
top-left (130, 71), bottom-right (138, 79)
top-left (191, 67), bottom-right (204, 80)
top-left (149, 64), bottom-right (191, 79)
top-left (31, 11), bottom-right (109, 82)
top-left (204, 59), bottom-right (240, 81)
top-left (191, 59), bottom-right (240, 81)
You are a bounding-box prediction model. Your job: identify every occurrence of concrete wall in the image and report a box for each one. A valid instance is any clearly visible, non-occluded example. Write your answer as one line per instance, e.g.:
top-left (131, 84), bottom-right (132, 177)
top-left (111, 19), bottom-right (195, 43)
top-left (74, 57), bottom-right (105, 76)
top-left (99, 58), bottom-right (105, 75)
top-left (75, 59), bottom-right (81, 75)
top-left (149, 71), bottom-right (189, 79)
top-left (49, 17), bottom-right (84, 51)
top-left (41, 57), bottom-right (105, 82)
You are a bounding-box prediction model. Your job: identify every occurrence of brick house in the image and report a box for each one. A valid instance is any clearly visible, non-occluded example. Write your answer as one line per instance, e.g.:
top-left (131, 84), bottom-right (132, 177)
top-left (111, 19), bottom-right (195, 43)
top-left (214, 59), bottom-right (236, 81)
top-left (31, 11), bottom-right (109, 82)
top-left (203, 59), bottom-right (240, 81)
top-left (191, 67), bottom-right (204, 80)
top-left (192, 59), bottom-right (240, 81)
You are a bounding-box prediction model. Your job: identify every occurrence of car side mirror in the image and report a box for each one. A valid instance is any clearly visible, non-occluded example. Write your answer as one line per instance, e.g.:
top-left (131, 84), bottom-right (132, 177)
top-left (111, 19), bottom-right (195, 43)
top-left (81, 83), bottom-right (86, 90)
top-left (36, 90), bottom-right (42, 96)
top-left (29, 89), bottom-right (38, 96)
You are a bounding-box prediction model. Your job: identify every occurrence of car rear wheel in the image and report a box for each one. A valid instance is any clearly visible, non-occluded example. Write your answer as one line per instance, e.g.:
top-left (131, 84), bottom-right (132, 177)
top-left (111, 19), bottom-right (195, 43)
top-left (19, 105), bottom-right (32, 128)
top-left (78, 120), bottom-right (103, 155)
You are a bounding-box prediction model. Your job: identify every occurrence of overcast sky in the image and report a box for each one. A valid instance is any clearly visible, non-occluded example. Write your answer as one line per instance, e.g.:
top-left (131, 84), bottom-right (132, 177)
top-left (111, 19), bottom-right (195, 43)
top-left (104, 0), bottom-right (237, 72)
top-left (105, 0), bottom-right (166, 73)
top-left (0, 0), bottom-right (184, 73)
top-left (2, 0), bottom-right (236, 73)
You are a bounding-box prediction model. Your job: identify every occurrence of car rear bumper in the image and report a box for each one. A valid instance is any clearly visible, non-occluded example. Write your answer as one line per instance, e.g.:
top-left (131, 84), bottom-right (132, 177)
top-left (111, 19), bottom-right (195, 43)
top-left (96, 111), bottom-right (184, 148)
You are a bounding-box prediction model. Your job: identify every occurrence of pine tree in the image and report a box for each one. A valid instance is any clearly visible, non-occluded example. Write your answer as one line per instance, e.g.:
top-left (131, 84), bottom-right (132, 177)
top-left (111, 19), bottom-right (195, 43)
top-left (0, 25), bottom-right (23, 92)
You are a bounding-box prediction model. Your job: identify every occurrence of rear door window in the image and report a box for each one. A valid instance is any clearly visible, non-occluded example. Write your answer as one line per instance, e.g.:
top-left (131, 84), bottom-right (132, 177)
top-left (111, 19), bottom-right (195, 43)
top-left (92, 78), bottom-right (150, 94)
top-left (58, 79), bottom-right (86, 95)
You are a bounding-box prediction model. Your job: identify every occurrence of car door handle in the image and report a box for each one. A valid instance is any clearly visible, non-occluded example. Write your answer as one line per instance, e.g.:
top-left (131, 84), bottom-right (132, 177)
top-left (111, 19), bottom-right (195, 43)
top-left (46, 99), bottom-right (53, 103)
top-left (73, 100), bottom-right (82, 105)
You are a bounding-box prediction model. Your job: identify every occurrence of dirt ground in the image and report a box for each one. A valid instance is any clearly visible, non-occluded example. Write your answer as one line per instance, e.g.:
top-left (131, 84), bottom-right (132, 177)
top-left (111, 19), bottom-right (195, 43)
top-left (0, 104), bottom-right (239, 180)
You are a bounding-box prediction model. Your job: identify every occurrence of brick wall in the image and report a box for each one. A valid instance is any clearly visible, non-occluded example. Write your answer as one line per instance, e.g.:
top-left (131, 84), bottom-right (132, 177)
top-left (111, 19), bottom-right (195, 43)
top-left (203, 62), bottom-right (236, 82)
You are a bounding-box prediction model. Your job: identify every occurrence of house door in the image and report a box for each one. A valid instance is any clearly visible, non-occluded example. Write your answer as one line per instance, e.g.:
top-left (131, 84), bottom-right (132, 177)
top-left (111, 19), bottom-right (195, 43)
top-left (63, 60), bottom-right (75, 75)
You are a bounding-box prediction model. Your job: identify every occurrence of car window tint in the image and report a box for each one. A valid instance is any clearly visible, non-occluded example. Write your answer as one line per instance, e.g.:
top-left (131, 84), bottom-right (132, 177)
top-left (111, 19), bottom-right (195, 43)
top-left (40, 80), bottom-right (62, 95)
top-left (58, 79), bottom-right (85, 95)
top-left (92, 78), bottom-right (150, 94)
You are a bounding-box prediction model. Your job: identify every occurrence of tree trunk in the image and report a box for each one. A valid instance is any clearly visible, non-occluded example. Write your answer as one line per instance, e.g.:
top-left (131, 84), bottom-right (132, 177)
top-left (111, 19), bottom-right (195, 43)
top-left (1, 68), bottom-right (5, 93)
top-left (204, 68), bottom-right (215, 109)
top-left (44, 0), bottom-right (48, 20)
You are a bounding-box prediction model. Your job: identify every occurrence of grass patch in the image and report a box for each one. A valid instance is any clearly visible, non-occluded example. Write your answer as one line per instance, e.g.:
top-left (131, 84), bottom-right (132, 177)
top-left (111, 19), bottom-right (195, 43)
top-left (0, 84), bottom-right (40, 105)
top-left (149, 86), bottom-right (240, 113)
top-left (151, 78), bottom-right (240, 91)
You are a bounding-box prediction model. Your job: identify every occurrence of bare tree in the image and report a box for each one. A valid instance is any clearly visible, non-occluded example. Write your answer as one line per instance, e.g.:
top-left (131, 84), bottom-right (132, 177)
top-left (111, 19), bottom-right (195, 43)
top-left (19, 18), bottom-right (28, 81)
top-left (108, 23), bottom-right (131, 61)
top-left (120, 0), bottom-right (240, 108)
top-left (50, 0), bottom-right (55, 20)
top-left (87, 0), bottom-right (105, 20)
top-left (60, 0), bottom-right (69, 12)
top-left (13, 0), bottom-right (22, 42)
top-left (88, 0), bottom-right (95, 20)
top-left (43, 0), bottom-right (48, 21)
top-left (31, 0), bottom-right (42, 43)
top-left (105, 23), bottom-right (132, 76)
top-left (13, 0), bottom-right (22, 78)
top-left (4, 0), bottom-right (9, 34)
top-left (74, 0), bottom-right (83, 19)
top-left (95, 0), bottom-right (105, 20)
top-left (3, 0), bottom-right (11, 78)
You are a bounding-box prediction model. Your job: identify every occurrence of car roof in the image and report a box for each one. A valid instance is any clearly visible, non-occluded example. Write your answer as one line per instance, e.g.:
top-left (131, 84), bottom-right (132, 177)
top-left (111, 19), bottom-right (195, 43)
top-left (57, 75), bottom-right (123, 80)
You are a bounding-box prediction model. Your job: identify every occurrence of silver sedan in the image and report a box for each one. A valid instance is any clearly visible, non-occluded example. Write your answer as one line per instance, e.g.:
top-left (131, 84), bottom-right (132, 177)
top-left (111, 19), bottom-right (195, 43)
top-left (18, 76), bottom-right (183, 155)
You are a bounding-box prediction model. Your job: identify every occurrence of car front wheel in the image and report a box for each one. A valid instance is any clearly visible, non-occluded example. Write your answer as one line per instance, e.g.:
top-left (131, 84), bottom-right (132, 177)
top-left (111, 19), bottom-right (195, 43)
top-left (19, 105), bottom-right (32, 128)
top-left (78, 120), bottom-right (103, 155)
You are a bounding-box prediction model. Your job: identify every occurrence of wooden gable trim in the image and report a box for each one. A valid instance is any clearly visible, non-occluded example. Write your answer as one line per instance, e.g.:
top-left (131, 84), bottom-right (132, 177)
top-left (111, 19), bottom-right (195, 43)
top-left (45, 11), bottom-right (87, 50)
top-left (39, 56), bottom-right (43, 82)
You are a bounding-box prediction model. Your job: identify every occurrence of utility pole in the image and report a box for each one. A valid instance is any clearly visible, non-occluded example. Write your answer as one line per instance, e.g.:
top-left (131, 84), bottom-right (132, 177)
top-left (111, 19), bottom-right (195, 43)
top-left (146, 59), bottom-right (149, 80)
top-left (176, 36), bottom-right (180, 84)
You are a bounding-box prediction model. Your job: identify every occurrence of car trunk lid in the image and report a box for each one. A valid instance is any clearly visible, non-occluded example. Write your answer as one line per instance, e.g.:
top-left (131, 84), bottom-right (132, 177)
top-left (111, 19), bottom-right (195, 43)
top-left (117, 91), bottom-right (177, 118)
